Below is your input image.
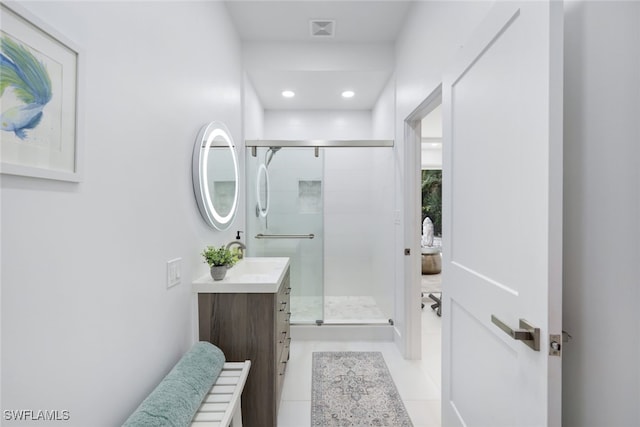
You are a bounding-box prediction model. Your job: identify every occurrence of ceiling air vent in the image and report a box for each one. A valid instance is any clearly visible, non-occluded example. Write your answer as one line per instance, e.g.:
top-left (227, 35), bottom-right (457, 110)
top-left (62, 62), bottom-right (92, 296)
top-left (310, 20), bottom-right (335, 38)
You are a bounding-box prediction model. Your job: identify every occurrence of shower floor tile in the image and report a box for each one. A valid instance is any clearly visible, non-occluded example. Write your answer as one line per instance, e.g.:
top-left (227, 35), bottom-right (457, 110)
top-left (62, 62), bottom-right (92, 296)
top-left (291, 295), bottom-right (388, 324)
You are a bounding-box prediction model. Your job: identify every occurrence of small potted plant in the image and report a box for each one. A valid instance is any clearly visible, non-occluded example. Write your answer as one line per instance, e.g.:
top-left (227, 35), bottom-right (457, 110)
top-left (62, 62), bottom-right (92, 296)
top-left (201, 245), bottom-right (239, 281)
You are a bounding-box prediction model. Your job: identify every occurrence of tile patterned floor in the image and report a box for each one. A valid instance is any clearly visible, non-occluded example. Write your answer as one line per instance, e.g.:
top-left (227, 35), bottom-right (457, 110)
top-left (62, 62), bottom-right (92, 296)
top-left (278, 287), bottom-right (443, 427)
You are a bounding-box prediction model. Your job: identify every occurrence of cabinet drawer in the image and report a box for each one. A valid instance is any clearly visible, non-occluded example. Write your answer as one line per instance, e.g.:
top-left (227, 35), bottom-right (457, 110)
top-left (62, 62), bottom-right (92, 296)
top-left (276, 337), bottom-right (290, 408)
top-left (277, 298), bottom-right (289, 320)
top-left (276, 328), bottom-right (287, 354)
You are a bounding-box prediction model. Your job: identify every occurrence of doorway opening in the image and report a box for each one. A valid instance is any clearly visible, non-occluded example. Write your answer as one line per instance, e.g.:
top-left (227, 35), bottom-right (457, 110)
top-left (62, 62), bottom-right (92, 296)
top-left (420, 103), bottom-right (443, 318)
top-left (418, 101), bottom-right (443, 397)
top-left (403, 84), bottom-right (443, 401)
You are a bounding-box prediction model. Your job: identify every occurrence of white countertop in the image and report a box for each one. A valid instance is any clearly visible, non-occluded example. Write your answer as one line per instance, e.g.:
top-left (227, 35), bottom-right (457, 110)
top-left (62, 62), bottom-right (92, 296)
top-left (192, 257), bottom-right (290, 293)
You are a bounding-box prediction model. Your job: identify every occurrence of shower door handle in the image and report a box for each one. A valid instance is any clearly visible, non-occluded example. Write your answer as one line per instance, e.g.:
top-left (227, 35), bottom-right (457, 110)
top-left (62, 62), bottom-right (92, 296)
top-left (255, 233), bottom-right (315, 239)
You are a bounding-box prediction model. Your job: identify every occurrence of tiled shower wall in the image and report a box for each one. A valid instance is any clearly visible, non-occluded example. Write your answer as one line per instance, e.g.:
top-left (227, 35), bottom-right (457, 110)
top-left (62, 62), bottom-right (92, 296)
top-left (263, 110), bottom-right (395, 320)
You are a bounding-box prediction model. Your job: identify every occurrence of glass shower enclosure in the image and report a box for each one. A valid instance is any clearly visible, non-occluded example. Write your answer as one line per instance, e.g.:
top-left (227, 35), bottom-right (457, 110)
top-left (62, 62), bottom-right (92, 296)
top-left (246, 139), bottom-right (395, 326)
top-left (246, 146), bottom-right (324, 324)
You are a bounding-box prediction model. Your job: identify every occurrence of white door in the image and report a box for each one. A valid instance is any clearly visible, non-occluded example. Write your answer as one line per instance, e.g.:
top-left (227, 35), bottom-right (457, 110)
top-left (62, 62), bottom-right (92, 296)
top-left (441, 1), bottom-right (563, 426)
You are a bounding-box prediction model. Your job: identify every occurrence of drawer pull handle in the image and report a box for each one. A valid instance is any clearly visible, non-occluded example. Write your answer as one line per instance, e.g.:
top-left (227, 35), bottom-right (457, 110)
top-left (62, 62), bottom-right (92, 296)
top-left (279, 360), bottom-right (288, 376)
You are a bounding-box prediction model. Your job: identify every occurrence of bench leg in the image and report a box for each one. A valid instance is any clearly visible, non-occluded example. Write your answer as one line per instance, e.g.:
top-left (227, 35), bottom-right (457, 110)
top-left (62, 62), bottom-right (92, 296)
top-left (229, 402), bottom-right (242, 427)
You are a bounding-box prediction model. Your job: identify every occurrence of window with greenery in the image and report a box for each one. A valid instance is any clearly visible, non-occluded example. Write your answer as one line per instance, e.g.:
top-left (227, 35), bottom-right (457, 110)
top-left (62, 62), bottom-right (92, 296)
top-left (421, 169), bottom-right (442, 237)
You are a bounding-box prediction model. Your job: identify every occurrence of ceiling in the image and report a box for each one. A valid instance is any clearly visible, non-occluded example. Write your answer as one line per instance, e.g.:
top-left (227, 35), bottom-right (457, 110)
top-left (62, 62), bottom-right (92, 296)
top-left (225, 1), bottom-right (413, 43)
top-left (224, 1), bottom-right (414, 110)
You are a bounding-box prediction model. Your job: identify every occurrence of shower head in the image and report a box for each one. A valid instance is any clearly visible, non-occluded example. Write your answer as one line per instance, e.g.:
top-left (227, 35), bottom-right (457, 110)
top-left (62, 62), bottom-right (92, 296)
top-left (265, 147), bottom-right (281, 167)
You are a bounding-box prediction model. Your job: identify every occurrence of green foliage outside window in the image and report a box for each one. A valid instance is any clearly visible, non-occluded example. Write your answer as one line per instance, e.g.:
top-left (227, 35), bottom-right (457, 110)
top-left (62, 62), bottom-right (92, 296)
top-left (422, 169), bottom-right (442, 237)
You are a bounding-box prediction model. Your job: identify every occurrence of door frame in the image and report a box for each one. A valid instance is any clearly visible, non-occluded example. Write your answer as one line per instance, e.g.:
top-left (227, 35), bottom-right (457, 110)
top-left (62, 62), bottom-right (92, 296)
top-left (403, 84), bottom-right (442, 360)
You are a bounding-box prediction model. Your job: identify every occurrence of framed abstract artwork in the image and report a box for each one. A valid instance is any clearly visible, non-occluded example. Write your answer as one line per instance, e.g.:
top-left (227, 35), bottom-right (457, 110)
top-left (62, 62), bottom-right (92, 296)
top-left (0, 2), bottom-right (83, 182)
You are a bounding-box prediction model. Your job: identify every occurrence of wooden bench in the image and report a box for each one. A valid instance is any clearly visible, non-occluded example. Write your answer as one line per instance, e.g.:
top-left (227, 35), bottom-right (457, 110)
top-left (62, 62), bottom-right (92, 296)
top-left (190, 361), bottom-right (251, 427)
top-left (123, 342), bottom-right (250, 427)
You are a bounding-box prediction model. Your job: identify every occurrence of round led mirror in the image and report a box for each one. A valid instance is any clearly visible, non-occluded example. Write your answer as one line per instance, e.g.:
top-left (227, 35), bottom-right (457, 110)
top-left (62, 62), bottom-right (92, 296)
top-left (192, 121), bottom-right (239, 230)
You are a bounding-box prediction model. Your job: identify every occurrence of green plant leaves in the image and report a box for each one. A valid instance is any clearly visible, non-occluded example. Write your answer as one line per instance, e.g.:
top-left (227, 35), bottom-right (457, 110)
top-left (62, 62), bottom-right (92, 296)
top-left (201, 245), bottom-right (238, 267)
top-left (421, 170), bottom-right (442, 236)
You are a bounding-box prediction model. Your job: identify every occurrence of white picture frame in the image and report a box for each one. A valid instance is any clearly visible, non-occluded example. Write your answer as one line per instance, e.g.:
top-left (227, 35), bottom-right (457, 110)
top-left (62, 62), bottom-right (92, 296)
top-left (0, 2), bottom-right (83, 182)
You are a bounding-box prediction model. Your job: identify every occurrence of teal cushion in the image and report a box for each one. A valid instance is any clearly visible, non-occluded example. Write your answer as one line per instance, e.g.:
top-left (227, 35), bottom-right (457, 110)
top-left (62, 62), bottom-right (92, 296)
top-left (123, 342), bottom-right (225, 427)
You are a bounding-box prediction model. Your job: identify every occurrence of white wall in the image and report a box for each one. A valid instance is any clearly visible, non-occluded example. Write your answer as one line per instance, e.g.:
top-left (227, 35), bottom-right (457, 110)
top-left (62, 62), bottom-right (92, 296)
top-left (240, 73), bottom-right (265, 237)
top-left (264, 110), bottom-right (372, 141)
top-left (243, 73), bottom-right (264, 141)
top-left (421, 143), bottom-right (443, 170)
top-left (0, 2), bottom-right (243, 425)
top-left (421, 105), bottom-right (443, 169)
top-left (393, 0), bottom-right (493, 353)
top-left (562, 1), bottom-right (640, 426)
top-left (372, 77), bottom-right (395, 141)
top-left (372, 77), bottom-right (397, 320)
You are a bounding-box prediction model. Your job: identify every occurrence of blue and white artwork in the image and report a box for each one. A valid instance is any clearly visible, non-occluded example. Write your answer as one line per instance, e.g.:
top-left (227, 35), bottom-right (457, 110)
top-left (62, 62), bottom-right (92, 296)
top-left (0, 3), bottom-right (79, 181)
top-left (0, 35), bottom-right (52, 140)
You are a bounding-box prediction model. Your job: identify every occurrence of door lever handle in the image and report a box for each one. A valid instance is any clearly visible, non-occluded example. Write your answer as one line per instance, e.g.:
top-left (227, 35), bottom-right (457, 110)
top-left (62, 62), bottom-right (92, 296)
top-left (491, 315), bottom-right (540, 351)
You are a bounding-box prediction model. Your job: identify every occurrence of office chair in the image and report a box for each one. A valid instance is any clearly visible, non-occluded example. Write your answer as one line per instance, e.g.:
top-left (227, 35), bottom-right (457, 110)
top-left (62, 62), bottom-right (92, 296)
top-left (421, 292), bottom-right (441, 317)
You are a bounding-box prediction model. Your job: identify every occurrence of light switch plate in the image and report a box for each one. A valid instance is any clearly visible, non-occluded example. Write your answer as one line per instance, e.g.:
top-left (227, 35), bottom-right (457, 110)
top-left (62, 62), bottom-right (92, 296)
top-left (167, 258), bottom-right (182, 288)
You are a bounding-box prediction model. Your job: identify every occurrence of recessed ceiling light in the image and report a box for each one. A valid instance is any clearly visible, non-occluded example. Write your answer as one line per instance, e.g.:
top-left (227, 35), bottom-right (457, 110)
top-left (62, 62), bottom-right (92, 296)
top-left (341, 90), bottom-right (355, 98)
top-left (282, 90), bottom-right (295, 98)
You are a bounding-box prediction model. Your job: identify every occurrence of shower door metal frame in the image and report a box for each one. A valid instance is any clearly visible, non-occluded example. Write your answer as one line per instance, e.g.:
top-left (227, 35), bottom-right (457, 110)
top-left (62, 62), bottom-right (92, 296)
top-left (246, 139), bottom-right (394, 157)
top-left (246, 139), bottom-right (394, 148)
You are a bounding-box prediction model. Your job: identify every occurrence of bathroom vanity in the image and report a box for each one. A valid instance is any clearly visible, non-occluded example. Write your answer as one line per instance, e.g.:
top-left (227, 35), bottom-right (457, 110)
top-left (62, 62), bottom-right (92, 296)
top-left (193, 257), bottom-right (291, 427)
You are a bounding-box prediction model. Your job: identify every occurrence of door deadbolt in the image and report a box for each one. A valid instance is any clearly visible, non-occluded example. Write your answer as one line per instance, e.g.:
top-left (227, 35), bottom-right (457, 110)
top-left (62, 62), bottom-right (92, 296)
top-left (549, 334), bottom-right (562, 356)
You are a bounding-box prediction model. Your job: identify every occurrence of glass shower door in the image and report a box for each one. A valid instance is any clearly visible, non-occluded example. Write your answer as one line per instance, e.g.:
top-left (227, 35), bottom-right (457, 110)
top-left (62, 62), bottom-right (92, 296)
top-left (246, 147), bottom-right (324, 324)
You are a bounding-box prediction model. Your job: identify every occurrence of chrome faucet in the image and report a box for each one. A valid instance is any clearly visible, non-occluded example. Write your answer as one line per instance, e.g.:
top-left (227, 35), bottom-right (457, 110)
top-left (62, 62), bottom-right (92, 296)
top-left (226, 240), bottom-right (246, 259)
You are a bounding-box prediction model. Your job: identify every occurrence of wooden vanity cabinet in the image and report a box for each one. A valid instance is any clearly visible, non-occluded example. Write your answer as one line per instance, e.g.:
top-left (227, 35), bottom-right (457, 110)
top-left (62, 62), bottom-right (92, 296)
top-left (197, 269), bottom-right (291, 427)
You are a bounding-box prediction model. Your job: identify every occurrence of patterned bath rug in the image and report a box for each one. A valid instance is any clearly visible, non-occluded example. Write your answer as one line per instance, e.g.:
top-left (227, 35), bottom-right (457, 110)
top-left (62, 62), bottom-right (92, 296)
top-left (311, 351), bottom-right (413, 426)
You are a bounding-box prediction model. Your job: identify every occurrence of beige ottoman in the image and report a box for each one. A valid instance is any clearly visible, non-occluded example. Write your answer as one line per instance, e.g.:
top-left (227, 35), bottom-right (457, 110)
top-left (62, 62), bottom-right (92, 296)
top-left (421, 247), bottom-right (442, 274)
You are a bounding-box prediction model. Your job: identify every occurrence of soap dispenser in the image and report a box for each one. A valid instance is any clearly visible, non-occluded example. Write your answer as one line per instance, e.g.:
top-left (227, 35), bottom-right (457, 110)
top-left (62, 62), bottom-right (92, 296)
top-left (226, 231), bottom-right (246, 259)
